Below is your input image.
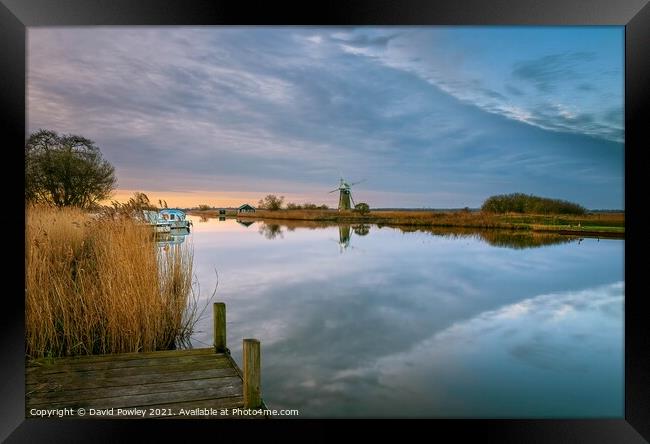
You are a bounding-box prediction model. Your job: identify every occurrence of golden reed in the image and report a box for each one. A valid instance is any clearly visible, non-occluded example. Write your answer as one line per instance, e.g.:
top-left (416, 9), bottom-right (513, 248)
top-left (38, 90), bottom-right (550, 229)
top-left (26, 205), bottom-right (194, 358)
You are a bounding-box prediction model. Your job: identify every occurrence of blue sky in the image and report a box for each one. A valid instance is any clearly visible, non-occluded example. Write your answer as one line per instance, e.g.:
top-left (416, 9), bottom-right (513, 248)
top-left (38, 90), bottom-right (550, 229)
top-left (27, 27), bottom-right (624, 209)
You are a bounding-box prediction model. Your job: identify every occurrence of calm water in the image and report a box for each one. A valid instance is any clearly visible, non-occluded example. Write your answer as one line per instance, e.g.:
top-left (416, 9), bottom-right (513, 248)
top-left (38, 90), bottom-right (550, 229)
top-left (170, 216), bottom-right (624, 418)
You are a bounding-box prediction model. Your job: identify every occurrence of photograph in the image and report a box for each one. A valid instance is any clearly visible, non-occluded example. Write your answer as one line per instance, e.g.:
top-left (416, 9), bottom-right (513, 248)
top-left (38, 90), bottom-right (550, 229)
top-left (3, 0), bottom-right (648, 441)
top-left (24, 25), bottom-right (625, 419)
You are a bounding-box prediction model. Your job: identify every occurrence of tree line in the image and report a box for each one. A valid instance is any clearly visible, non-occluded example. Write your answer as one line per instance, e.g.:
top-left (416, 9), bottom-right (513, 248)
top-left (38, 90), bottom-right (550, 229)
top-left (481, 193), bottom-right (586, 215)
top-left (257, 194), bottom-right (329, 211)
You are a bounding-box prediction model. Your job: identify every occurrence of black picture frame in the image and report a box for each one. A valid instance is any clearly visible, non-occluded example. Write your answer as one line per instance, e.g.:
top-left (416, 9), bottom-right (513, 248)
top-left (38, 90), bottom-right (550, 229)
top-left (2, 0), bottom-right (648, 442)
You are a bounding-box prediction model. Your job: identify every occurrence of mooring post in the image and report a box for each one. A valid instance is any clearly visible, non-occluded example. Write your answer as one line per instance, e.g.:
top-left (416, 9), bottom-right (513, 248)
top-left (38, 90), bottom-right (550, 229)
top-left (213, 302), bottom-right (226, 353)
top-left (243, 338), bottom-right (261, 409)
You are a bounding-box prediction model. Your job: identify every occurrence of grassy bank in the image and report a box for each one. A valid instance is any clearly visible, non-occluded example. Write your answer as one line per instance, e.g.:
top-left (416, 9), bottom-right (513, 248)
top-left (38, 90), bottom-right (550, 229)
top-left (26, 205), bottom-right (195, 358)
top-left (189, 209), bottom-right (624, 237)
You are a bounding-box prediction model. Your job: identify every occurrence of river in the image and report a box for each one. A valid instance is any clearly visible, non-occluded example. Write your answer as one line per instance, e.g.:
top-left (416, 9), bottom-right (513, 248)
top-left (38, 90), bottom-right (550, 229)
top-left (165, 215), bottom-right (624, 418)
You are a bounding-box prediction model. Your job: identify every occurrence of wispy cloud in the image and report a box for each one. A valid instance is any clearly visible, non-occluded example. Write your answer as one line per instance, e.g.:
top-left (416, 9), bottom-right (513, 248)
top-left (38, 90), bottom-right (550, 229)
top-left (326, 29), bottom-right (623, 143)
top-left (28, 27), bottom-right (624, 209)
top-left (512, 51), bottom-right (597, 92)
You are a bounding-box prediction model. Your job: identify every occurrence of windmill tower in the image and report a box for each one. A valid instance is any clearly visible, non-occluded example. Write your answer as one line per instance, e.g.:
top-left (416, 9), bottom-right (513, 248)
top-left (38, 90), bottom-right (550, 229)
top-left (328, 177), bottom-right (364, 211)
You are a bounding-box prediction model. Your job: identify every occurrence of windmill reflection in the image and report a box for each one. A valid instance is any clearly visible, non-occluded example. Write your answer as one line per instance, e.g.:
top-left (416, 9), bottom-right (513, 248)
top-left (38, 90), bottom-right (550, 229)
top-left (338, 225), bottom-right (351, 252)
top-left (336, 224), bottom-right (371, 253)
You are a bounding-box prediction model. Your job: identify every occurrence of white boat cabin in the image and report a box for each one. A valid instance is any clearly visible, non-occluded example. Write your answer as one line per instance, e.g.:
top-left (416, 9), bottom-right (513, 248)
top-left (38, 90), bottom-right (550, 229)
top-left (159, 209), bottom-right (192, 230)
top-left (141, 210), bottom-right (171, 233)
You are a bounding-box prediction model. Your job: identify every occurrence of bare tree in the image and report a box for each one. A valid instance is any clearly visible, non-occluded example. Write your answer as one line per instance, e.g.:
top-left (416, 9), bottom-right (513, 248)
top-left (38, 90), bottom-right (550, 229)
top-left (25, 129), bottom-right (116, 208)
top-left (257, 194), bottom-right (285, 211)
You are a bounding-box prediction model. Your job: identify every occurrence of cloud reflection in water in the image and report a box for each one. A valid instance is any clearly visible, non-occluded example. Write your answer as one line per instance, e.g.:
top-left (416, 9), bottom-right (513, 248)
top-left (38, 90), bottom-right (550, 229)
top-left (187, 217), bottom-right (623, 417)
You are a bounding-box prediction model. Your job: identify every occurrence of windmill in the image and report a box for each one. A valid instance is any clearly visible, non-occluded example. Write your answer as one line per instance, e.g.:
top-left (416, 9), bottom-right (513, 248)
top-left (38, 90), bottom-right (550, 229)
top-left (328, 177), bottom-right (365, 211)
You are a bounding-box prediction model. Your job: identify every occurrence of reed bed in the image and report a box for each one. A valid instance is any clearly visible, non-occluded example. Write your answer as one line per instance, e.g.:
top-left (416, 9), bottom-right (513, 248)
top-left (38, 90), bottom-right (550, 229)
top-left (26, 205), bottom-right (196, 358)
top-left (221, 208), bottom-right (624, 231)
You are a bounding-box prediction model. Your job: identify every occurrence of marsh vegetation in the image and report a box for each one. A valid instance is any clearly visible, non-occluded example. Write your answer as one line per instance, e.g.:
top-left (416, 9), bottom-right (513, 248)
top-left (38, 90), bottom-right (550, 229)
top-left (203, 208), bottom-right (624, 237)
top-left (26, 205), bottom-right (197, 358)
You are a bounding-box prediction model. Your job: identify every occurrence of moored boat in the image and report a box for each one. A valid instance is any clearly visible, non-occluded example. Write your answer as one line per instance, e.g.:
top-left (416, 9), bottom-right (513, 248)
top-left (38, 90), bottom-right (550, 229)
top-left (159, 209), bottom-right (192, 230)
top-left (140, 209), bottom-right (171, 233)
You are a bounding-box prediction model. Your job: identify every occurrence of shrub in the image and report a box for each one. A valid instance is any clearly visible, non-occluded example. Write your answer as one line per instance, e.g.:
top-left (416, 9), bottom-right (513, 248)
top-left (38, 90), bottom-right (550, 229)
top-left (258, 194), bottom-right (285, 211)
top-left (481, 193), bottom-right (586, 215)
top-left (354, 202), bottom-right (370, 215)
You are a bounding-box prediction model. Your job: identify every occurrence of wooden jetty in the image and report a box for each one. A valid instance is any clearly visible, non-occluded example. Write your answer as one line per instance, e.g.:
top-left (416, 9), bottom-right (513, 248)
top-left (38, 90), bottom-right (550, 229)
top-left (26, 303), bottom-right (267, 419)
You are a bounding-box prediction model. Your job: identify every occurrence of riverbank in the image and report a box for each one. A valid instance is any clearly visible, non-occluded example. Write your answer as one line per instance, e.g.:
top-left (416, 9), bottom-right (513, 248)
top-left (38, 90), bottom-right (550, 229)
top-left (187, 209), bottom-right (624, 238)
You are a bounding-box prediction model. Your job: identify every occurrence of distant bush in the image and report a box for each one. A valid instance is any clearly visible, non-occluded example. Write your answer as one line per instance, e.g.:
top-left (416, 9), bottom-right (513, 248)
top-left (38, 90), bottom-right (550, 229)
top-left (197, 204), bottom-right (211, 211)
top-left (481, 193), bottom-right (586, 215)
top-left (354, 202), bottom-right (370, 215)
top-left (286, 202), bottom-right (329, 210)
top-left (258, 194), bottom-right (284, 211)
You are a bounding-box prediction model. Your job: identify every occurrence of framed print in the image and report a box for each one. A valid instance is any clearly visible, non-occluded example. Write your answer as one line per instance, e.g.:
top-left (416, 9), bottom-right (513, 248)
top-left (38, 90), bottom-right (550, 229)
top-left (2, 0), bottom-right (649, 442)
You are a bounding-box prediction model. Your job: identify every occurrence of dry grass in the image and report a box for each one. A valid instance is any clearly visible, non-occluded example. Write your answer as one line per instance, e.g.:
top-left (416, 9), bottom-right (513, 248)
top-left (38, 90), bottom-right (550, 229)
top-left (226, 209), bottom-right (624, 232)
top-left (26, 205), bottom-right (196, 358)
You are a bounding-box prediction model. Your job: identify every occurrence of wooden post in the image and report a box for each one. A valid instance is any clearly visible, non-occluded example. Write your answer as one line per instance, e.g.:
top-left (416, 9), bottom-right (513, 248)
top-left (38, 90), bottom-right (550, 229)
top-left (243, 338), bottom-right (261, 409)
top-left (213, 302), bottom-right (226, 353)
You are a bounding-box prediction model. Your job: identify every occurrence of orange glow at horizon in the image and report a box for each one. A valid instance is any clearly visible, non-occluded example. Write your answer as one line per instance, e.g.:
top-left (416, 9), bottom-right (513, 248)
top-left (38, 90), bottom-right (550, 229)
top-left (104, 189), bottom-right (334, 208)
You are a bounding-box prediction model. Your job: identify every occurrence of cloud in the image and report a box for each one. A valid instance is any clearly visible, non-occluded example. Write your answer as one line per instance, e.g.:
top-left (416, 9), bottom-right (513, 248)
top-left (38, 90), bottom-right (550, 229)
top-left (330, 32), bottom-right (401, 48)
top-left (512, 51), bottom-right (597, 93)
top-left (577, 83), bottom-right (596, 92)
top-left (326, 29), bottom-right (623, 143)
top-left (27, 27), bottom-right (624, 209)
top-left (505, 84), bottom-right (524, 96)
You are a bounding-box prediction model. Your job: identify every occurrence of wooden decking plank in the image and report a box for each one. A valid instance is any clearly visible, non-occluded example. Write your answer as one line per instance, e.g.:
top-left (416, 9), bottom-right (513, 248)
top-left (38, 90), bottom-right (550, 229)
top-left (25, 330), bottom-right (265, 417)
top-left (28, 376), bottom-right (242, 405)
top-left (26, 348), bottom-right (215, 368)
top-left (26, 357), bottom-right (233, 380)
top-left (25, 362), bottom-right (233, 387)
top-left (26, 367), bottom-right (238, 392)
top-left (27, 353), bottom-right (229, 375)
top-left (28, 383), bottom-right (243, 411)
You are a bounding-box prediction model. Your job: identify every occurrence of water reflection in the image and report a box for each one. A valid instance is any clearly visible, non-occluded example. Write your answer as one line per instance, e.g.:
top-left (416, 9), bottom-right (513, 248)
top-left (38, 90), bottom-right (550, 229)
top-left (338, 225), bottom-right (351, 251)
top-left (352, 224), bottom-right (370, 236)
top-left (258, 222), bottom-right (372, 252)
top-left (255, 219), bottom-right (575, 250)
top-left (259, 223), bottom-right (284, 239)
top-left (155, 228), bottom-right (190, 247)
top-left (302, 282), bottom-right (624, 417)
top-left (186, 216), bottom-right (623, 417)
top-left (398, 226), bottom-right (577, 249)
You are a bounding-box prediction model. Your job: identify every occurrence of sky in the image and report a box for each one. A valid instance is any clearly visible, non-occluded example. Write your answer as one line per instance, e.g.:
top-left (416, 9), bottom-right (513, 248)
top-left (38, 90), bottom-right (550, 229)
top-left (27, 27), bottom-right (624, 209)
